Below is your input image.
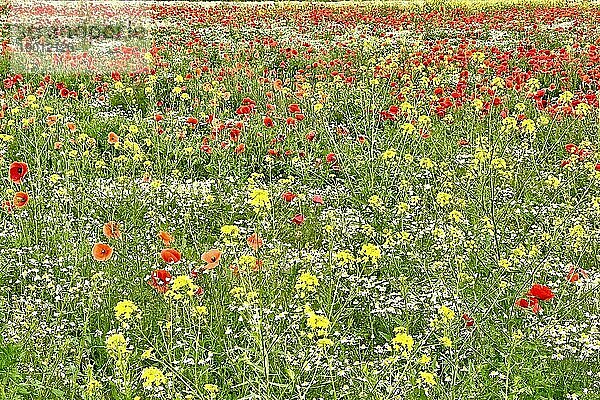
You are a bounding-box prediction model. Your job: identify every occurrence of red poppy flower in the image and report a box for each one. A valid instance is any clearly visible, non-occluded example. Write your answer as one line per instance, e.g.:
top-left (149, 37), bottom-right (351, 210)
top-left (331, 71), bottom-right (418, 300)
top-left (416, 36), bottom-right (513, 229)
top-left (567, 265), bottom-right (588, 283)
top-left (9, 162), bottom-right (28, 184)
top-left (288, 104), bottom-right (301, 113)
top-left (462, 314), bottom-right (474, 327)
top-left (148, 269), bottom-right (172, 293)
top-left (282, 191), bottom-right (297, 202)
top-left (2, 200), bottom-right (12, 213)
top-left (312, 195), bottom-right (324, 205)
top-left (263, 116), bottom-right (274, 128)
top-left (92, 243), bottom-right (113, 261)
top-left (515, 297), bottom-right (540, 313)
top-left (161, 248), bottom-right (181, 263)
top-left (291, 214), bottom-right (304, 225)
top-left (13, 191), bottom-right (29, 208)
top-left (527, 284), bottom-right (554, 301)
top-left (565, 143), bottom-right (578, 154)
top-left (186, 116), bottom-right (198, 125)
top-left (325, 153), bottom-right (336, 163)
top-left (235, 143), bottom-right (246, 154)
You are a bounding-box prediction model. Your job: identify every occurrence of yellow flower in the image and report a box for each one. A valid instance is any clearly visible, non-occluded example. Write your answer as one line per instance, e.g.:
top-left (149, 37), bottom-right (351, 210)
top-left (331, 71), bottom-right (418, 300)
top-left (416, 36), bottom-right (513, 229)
top-left (440, 336), bottom-right (453, 347)
top-left (106, 333), bottom-right (128, 357)
top-left (419, 157), bottom-right (434, 169)
top-left (397, 202), bottom-right (410, 214)
top-left (401, 122), bottom-right (415, 133)
top-left (521, 119), bottom-right (536, 133)
top-left (194, 305), bottom-right (209, 316)
top-left (335, 250), bottom-right (355, 265)
top-left (569, 224), bottom-right (585, 238)
top-left (418, 354), bottom-right (431, 364)
top-left (220, 225), bottom-right (240, 236)
top-left (381, 148), bottom-right (397, 160)
top-left (204, 383), bottom-right (219, 394)
top-left (248, 188), bottom-right (270, 209)
top-left (141, 367), bottom-right (167, 389)
top-left (558, 90), bottom-right (573, 104)
top-left (168, 275), bottom-right (198, 299)
top-left (230, 286), bottom-right (246, 299)
top-left (448, 210), bottom-right (462, 223)
top-left (295, 272), bottom-right (319, 297)
top-left (544, 175), bottom-right (560, 189)
top-left (141, 348), bottom-right (153, 359)
top-left (85, 377), bottom-right (101, 395)
top-left (114, 300), bottom-right (139, 320)
top-left (418, 115), bottom-right (431, 125)
top-left (419, 371), bottom-right (436, 386)
top-left (491, 158), bottom-right (507, 169)
top-left (392, 328), bottom-right (414, 352)
top-left (439, 305), bottom-right (455, 322)
top-left (368, 195), bottom-right (383, 208)
top-left (246, 291), bottom-right (259, 303)
top-left (360, 243), bottom-right (382, 263)
top-left (316, 338), bottom-right (334, 348)
top-left (436, 192), bottom-right (452, 207)
top-left (306, 309), bottom-right (331, 337)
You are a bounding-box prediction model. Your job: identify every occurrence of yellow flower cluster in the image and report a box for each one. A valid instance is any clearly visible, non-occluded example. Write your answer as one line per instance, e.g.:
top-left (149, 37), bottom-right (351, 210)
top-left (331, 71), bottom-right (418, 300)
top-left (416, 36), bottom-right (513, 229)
top-left (167, 275), bottom-right (199, 300)
top-left (360, 243), bottom-right (382, 263)
top-left (114, 300), bottom-right (139, 321)
top-left (248, 188), bottom-right (270, 209)
top-left (141, 366), bottom-right (167, 389)
top-left (392, 327), bottom-right (414, 353)
top-left (295, 272), bottom-right (319, 298)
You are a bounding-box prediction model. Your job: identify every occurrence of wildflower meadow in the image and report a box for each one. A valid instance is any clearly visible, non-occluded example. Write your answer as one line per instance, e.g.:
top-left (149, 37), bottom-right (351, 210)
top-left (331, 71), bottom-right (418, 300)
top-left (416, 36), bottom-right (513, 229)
top-left (1, 0), bottom-right (599, 399)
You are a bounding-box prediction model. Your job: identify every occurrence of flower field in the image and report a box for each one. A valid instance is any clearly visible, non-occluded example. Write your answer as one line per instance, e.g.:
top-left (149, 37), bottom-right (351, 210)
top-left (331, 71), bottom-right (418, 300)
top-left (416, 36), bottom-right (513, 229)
top-left (1, 0), bottom-right (600, 399)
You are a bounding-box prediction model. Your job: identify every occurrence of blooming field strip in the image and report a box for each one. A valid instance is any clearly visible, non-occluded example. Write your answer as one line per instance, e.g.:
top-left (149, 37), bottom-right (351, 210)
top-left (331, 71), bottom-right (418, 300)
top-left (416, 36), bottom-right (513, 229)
top-left (1, 1), bottom-right (600, 399)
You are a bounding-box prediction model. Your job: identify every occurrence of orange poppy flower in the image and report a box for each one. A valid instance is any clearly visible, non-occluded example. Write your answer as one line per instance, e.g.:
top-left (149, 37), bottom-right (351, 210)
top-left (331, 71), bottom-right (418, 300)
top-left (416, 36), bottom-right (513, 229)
top-left (46, 115), bottom-right (58, 126)
top-left (13, 191), bottom-right (29, 208)
top-left (201, 249), bottom-right (222, 270)
top-left (161, 248), bottom-right (181, 263)
top-left (92, 243), bottom-right (113, 261)
top-left (66, 122), bottom-right (76, 132)
top-left (108, 132), bottom-right (119, 144)
top-left (247, 233), bottom-right (263, 251)
top-left (103, 221), bottom-right (121, 239)
top-left (9, 162), bottom-right (28, 184)
top-left (158, 231), bottom-right (173, 246)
